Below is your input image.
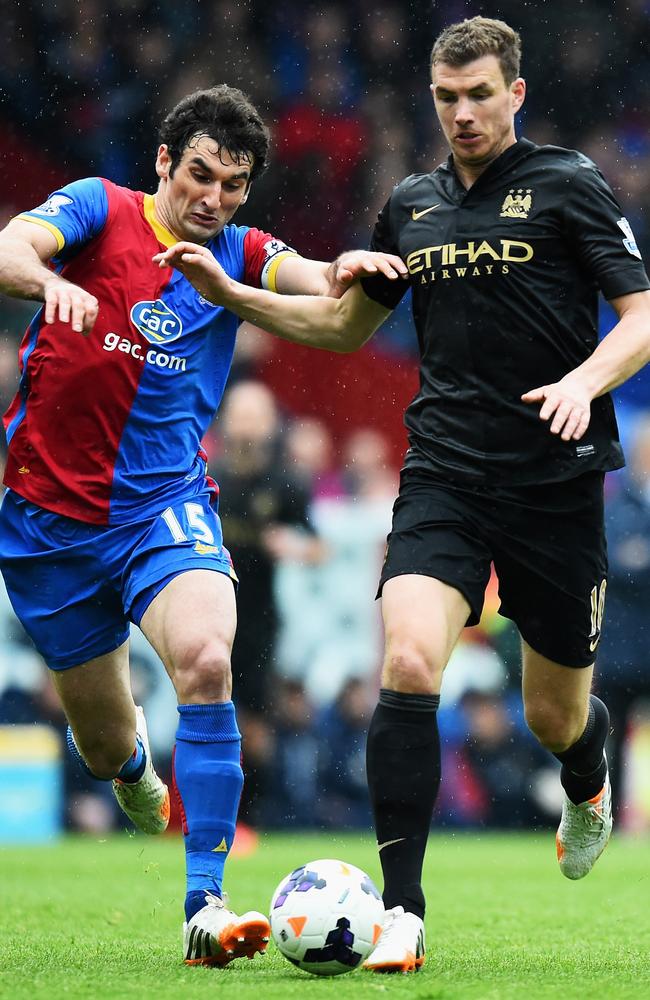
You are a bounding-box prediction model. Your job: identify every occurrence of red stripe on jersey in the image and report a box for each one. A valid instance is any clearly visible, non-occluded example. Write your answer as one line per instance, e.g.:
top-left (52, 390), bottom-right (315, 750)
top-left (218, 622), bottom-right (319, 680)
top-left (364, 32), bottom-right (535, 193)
top-left (3, 181), bottom-right (173, 523)
top-left (3, 390), bottom-right (21, 437)
top-left (197, 446), bottom-right (219, 501)
top-left (243, 228), bottom-right (281, 287)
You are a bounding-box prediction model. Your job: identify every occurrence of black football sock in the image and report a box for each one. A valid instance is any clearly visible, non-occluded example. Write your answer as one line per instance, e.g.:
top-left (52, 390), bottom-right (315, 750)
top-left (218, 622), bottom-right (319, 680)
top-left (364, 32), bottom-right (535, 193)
top-left (366, 688), bottom-right (441, 920)
top-left (554, 694), bottom-right (609, 805)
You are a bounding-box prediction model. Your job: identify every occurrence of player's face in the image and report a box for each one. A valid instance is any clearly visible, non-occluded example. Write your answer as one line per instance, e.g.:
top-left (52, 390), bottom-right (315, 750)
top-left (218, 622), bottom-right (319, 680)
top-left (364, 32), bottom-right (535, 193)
top-left (155, 135), bottom-right (252, 243)
top-left (430, 55), bottom-right (525, 178)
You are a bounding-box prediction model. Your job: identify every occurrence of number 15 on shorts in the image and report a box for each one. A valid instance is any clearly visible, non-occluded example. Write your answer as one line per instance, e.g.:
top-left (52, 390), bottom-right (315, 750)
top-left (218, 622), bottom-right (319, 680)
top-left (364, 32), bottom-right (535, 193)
top-left (162, 502), bottom-right (216, 546)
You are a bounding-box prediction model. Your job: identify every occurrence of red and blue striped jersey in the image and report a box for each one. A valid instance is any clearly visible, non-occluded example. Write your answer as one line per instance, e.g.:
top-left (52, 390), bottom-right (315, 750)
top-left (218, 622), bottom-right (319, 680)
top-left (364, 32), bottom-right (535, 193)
top-left (3, 178), bottom-right (297, 525)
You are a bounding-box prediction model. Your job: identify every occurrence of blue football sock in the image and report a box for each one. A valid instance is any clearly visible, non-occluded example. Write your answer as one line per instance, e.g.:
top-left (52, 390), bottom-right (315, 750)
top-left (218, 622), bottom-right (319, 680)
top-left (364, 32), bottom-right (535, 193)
top-left (174, 702), bottom-right (243, 922)
top-left (115, 736), bottom-right (146, 783)
top-left (66, 725), bottom-right (146, 782)
top-left (66, 725), bottom-right (99, 777)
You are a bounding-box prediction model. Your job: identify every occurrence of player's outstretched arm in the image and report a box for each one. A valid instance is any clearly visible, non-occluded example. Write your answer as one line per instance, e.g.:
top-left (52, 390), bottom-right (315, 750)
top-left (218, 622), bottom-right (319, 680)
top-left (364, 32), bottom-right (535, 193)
top-left (0, 220), bottom-right (99, 334)
top-left (154, 242), bottom-right (393, 352)
top-left (522, 289), bottom-right (650, 441)
top-left (273, 250), bottom-right (408, 298)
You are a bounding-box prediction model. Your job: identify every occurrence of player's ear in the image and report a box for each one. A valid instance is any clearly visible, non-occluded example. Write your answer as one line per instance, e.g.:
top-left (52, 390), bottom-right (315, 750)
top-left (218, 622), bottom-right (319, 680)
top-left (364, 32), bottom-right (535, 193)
top-left (155, 144), bottom-right (172, 180)
top-left (511, 77), bottom-right (526, 114)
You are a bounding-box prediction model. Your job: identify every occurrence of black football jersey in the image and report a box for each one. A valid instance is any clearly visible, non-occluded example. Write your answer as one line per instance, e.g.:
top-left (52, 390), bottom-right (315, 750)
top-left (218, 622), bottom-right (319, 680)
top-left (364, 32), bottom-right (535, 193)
top-left (361, 138), bottom-right (650, 485)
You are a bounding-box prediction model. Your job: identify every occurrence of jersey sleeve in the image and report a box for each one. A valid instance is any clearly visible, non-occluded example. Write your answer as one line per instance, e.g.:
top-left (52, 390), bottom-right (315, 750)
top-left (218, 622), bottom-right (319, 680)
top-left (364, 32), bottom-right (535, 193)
top-left (15, 177), bottom-right (109, 259)
top-left (563, 165), bottom-right (650, 299)
top-left (242, 228), bottom-right (299, 291)
top-left (360, 195), bottom-right (408, 310)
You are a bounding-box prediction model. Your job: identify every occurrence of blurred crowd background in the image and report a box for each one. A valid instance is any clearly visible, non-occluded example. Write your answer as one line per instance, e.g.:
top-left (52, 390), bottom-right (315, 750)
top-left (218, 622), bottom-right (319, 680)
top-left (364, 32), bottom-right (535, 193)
top-left (1, 0), bottom-right (650, 840)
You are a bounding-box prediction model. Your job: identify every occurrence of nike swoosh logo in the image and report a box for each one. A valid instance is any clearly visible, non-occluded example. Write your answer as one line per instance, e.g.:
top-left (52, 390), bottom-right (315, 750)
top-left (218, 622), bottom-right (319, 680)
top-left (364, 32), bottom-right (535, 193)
top-left (589, 636), bottom-right (600, 653)
top-left (412, 204), bottom-right (440, 221)
top-left (378, 837), bottom-right (407, 851)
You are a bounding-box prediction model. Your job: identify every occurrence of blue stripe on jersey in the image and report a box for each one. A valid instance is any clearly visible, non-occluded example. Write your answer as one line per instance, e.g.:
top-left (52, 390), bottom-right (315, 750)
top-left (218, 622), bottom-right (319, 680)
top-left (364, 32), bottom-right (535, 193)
top-left (106, 227), bottom-right (248, 523)
top-left (5, 312), bottom-right (43, 443)
top-left (206, 223), bottom-right (249, 284)
top-left (19, 178), bottom-right (109, 262)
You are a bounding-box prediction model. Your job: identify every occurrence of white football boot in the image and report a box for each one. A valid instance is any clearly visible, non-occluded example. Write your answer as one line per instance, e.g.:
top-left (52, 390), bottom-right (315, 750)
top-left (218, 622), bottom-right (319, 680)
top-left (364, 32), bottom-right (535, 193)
top-left (363, 905), bottom-right (425, 973)
top-left (556, 768), bottom-right (613, 880)
top-left (183, 892), bottom-right (271, 966)
top-left (112, 705), bottom-right (170, 834)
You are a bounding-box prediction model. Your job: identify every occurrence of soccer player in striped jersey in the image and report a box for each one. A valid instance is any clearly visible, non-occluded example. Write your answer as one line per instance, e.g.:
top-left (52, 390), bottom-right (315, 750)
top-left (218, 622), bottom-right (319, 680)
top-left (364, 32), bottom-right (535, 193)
top-left (0, 83), bottom-right (406, 967)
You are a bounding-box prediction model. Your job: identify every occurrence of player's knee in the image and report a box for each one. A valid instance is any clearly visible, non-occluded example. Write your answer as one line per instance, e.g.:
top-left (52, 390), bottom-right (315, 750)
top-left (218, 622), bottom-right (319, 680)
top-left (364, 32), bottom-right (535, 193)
top-left (172, 637), bottom-right (232, 702)
top-left (524, 699), bottom-right (583, 752)
top-left (382, 640), bottom-right (442, 693)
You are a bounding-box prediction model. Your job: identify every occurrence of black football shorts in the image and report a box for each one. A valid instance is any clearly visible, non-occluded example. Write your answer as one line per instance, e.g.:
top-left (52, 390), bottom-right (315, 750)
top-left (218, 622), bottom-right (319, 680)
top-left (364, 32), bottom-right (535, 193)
top-left (378, 467), bottom-right (608, 667)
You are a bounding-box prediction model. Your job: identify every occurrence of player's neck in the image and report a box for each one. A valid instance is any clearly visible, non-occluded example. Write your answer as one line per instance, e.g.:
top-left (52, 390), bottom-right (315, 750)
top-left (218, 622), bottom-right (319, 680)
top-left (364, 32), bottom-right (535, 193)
top-left (453, 159), bottom-right (488, 189)
top-left (152, 192), bottom-right (183, 243)
top-left (452, 133), bottom-right (518, 189)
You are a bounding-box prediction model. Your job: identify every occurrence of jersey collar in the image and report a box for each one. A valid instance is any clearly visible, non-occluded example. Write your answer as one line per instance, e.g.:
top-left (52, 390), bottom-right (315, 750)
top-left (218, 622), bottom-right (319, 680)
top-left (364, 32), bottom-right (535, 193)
top-left (143, 194), bottom-right (179, 248)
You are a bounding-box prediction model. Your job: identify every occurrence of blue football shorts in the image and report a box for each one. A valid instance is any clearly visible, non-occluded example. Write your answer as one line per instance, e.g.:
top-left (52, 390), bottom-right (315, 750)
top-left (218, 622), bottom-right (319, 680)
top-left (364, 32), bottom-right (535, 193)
top-left (0, 488), bottom-right (237, 670)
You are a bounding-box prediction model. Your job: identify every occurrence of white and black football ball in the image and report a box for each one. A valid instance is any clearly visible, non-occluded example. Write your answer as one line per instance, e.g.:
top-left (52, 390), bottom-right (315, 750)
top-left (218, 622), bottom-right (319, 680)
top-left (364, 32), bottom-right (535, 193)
top-left (270, 859), bottom-right (384, 976)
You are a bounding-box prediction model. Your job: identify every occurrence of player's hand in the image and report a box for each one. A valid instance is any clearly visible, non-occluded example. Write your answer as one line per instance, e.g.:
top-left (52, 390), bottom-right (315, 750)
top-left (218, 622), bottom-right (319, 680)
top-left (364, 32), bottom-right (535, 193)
top-left (153, 242), bottom-right (234, 305)
top-left (327, 250), bottom-right (408, 298)
top-left (43, 278), bottom-right (99, 335)
top-left (521, 375), bottom-right (592, 441)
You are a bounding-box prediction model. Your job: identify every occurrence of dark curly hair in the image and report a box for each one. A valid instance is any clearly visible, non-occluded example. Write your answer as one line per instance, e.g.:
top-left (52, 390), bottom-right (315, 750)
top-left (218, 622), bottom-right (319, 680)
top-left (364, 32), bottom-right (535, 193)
top-left (159, 85), bottom-right (270, 180)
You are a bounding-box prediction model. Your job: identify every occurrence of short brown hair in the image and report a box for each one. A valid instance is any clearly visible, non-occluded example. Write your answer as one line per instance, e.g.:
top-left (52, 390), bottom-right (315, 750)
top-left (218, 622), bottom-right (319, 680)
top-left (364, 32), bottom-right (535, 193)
top-left (431, 16), bottom-right (522, 85)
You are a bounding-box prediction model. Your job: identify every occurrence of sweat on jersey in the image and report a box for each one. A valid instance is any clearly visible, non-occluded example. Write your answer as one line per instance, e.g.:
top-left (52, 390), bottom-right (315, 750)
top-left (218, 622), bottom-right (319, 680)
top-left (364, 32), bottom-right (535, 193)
top-left (361, 138), bottom-right (650, 486)
top-left (3, 178), bottom-right (297, 525)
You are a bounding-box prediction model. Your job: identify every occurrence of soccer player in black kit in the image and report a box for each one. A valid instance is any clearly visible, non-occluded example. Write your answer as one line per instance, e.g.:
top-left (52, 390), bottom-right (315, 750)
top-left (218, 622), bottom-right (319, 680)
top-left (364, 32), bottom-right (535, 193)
top-left (154, 16), bottom-right (650, 975)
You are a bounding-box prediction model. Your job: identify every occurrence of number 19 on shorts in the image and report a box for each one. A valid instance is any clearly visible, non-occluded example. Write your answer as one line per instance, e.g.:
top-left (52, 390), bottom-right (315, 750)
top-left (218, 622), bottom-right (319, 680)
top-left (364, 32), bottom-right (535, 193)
top-left (588, 579), bottom-right (607, 654)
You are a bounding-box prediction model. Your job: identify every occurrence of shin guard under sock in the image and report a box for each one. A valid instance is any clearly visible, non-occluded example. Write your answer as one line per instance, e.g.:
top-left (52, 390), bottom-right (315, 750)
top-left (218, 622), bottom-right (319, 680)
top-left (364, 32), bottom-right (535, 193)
top-left (554, 695), bottom-right (609, 805)
top-left (174, 702), bottom-right (244, 921)
top-left (366, 688), bottom-right (441, 919)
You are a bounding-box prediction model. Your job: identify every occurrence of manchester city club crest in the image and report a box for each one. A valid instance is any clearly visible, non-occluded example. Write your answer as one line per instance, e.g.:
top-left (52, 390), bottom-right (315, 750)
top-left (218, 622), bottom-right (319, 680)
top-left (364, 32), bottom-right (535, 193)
top-left (500, 188), bottom-right (533, 219)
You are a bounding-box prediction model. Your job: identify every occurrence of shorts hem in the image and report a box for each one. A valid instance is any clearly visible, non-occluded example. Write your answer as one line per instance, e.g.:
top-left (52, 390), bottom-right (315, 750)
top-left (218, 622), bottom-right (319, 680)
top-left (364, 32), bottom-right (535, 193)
top-left (45, 633), bottom-right (130, 672)
top-left (125, 559), bottom-right (237, 623)
top-left (518, 627), bottom-right (595, 669)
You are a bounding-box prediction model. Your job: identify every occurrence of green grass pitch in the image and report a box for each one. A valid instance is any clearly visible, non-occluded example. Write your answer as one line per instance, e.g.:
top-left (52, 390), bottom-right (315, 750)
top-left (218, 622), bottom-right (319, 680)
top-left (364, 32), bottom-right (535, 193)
top-left (1, 831), bottom-right (649, 999)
